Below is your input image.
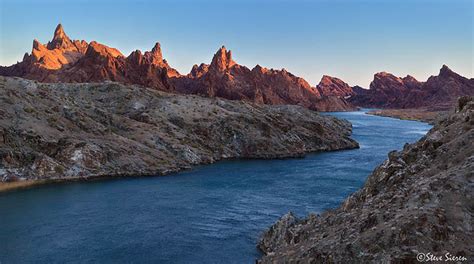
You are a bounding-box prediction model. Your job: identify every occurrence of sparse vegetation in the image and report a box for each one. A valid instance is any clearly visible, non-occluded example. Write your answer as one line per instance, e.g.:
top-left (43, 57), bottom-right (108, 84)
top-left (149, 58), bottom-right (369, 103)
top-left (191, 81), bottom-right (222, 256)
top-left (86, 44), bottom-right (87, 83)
top-left (0, 77), bottom-right (357, 189)
top-left (23, 106), bottom-right (35, 113)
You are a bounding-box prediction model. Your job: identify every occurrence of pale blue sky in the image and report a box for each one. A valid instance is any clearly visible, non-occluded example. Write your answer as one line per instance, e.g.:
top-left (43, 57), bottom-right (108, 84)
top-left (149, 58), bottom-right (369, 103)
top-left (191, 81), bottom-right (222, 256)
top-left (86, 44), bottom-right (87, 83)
top-left (0, 0), bottom-right (472, 87)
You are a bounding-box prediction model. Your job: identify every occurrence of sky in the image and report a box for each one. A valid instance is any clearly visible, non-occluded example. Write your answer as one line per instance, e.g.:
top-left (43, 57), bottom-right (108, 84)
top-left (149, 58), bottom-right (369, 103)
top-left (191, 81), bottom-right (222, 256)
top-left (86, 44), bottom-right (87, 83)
top-left (0, 0), bottom-right (472, 87)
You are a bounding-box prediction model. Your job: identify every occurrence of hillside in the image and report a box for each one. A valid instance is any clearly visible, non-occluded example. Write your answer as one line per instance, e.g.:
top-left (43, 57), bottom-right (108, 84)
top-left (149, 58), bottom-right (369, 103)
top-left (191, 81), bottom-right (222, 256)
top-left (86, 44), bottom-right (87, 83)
top-left (0, 77), bottom-right (358, 188)
top-left (259, 96), bottom-right (474, 262)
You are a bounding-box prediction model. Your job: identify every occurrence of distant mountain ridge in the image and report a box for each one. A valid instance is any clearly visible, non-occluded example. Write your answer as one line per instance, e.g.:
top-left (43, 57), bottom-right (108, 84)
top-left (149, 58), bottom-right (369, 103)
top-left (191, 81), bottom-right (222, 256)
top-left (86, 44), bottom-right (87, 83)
top-left (2, 24), bottom-right (472, 111)
top-left (348, 65), bottom-right (474, 110)
top-left (171, 46), bottom-right (353, 111)
top-left (0, 24), bottom-right (353, 112)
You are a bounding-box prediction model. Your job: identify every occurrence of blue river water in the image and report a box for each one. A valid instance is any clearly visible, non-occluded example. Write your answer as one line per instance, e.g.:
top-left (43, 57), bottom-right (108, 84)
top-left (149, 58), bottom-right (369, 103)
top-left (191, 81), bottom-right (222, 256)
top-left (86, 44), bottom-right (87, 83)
top-left (0, 110), bottom-right (431, 263)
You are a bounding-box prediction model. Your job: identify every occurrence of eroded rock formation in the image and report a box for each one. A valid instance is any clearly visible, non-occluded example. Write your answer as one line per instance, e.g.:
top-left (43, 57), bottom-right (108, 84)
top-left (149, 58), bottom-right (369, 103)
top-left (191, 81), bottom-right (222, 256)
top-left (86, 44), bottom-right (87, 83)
top-left (0, 24), bottom-right (177, 92)
top-left (171, 46), bottom-right (355, 111)
top-left (316, 75), bottom-right (355, 97)
top-left (0, 24), bottom-right (354, 111)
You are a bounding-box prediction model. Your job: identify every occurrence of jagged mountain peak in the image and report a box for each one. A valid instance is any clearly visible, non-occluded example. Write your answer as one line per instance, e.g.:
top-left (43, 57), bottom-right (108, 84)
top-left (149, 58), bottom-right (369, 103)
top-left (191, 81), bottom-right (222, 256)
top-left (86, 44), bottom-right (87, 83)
top-left (0, 25), bottom-right (355, 112)
top-left (210, 45), bottom-right (236, 71)
top-left (47, 23), bottom-right (74, 50)
top-left (144, 42), bottom-right (163, 65)
top-left (439, 64), bottom-right (459, 79)
top-left (53, 24), bottom-right (67, 40)
top-left (151, 42), bottom-right (162, 54)
top-left (32, 39), bottom-right (43, 50)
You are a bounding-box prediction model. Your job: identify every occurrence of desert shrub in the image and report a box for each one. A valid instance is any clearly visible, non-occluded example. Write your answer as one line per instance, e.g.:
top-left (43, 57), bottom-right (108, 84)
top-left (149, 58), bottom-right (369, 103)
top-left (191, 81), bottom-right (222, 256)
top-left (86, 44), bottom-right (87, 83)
top-left (23, 106), bottom-right (35, 113)
top-left (47, 116), bottom-right (58, 126)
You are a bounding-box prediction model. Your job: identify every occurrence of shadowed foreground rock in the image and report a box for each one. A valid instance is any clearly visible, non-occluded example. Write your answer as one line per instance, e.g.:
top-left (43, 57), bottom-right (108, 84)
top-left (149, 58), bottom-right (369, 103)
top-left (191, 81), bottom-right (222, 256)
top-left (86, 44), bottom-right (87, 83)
top-left (0, 77), bottom-right (358, 186)
top-left (258, 97), bottom-right (474, 263)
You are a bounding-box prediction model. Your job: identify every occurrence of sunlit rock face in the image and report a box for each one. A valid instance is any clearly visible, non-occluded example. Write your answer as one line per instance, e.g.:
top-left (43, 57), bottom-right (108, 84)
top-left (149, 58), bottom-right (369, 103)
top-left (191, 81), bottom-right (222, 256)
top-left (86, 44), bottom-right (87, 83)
top-left (0, 24), bottom-right (178, 91)
top-left (0, 24), bottom-right (354, 111)
top-left (171, 46), bottom-right (355, 111)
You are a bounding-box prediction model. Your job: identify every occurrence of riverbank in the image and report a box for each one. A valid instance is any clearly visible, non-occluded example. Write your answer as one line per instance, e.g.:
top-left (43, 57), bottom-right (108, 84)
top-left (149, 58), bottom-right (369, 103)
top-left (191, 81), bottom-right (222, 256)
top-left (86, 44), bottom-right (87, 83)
top-left (0, 180), bottom-right (47, 192)
top-left (258, 97), bottom-right (473, 262)
top-left (0, 107), bottom-right (433, 263)
top-left (0, 151), bottom-right (327, 193)
top-left (366, 108), bottom-right (446, 124)
top-left (0, 172), bottom-right (168, 193)
top-left (1, 76), bottom-right (358, 191)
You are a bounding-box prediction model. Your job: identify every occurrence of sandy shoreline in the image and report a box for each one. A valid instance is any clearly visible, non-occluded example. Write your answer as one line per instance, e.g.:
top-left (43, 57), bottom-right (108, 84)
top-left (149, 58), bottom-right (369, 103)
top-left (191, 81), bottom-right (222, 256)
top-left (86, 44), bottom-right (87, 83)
top-left (0, 171), bottom-right (177, 194)
top-left (366, 108), bottom-right (446, 124)
top-left (0, 152), bottom-right (326, 193)
top-left (0, 180), bottom-right (52, 193)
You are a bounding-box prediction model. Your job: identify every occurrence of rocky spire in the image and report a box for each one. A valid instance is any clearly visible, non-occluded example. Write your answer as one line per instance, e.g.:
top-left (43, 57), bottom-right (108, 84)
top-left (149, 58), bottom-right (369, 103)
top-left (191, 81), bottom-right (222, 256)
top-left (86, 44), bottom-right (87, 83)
top-left (210, 46), bottom-right (236, 72)
top-left (151, 42), bottom-right (162, 56)
top-left (30, 39), bottom-right (47, 62)
top-left (53, 24), bottom-right (67, 40)
top-left (439, 64), bottom-right (458, 78)
top-left (144, 42), bottom-right (164, 65)
top-left (127, 50), bottom-right (144, 65)
top-left (47, 23), bottom-right (74, 50)
top-left (189, 63), bottom-right (209, 78)
top-left (32, 39), bottom-right (43, 50)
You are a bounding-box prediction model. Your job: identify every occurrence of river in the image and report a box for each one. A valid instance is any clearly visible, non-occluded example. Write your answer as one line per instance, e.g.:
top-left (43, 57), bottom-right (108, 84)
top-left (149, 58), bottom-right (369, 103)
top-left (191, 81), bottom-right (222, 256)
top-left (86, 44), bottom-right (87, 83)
top-left (0, 110), bottom-right (432, 263)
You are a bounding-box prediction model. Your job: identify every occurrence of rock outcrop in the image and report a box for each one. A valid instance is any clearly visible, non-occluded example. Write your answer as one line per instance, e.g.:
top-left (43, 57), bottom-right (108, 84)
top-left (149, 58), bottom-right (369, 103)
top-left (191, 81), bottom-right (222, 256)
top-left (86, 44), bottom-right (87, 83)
top-left (350, 65), bottom-right (474, 110)
top-left (258, 96), bottom-right (474, 263)
top-left (0, 24), bottom-right (354, 112)
top-left (316, 75), bottom-right (355, 97)
top-left (0, 77), bottom-right (358, 184)
top-left (172, 46), bottom-right (354, 111)
top-left (0, 25), bottom-right (177, 92)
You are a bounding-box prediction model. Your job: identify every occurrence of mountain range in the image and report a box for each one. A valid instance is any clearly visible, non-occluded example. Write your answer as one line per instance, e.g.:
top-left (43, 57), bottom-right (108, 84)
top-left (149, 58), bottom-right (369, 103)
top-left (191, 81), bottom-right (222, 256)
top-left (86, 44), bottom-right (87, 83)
top-left (1, 24), bottom-right (473, 111)
top-left (349, 65), bottom-right (474, 110)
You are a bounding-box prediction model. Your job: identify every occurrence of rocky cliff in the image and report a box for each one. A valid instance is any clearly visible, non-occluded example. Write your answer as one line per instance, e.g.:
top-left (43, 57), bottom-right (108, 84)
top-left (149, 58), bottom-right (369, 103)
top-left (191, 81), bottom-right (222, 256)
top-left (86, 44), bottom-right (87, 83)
top-left (316, 75), bottom-right (355, 98)
top-left (0, 24), bottom-right (354, 112)
top-left (258, 96), bottom-right (474, 263)
top-left (0, 24), bottom-right (177, 92)
top-left (350, 65), bottom-right (474, 110)
top-left (0, 77), bottom-right (358, 185)
top-left (171, 47), bottom-right (354, 111)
